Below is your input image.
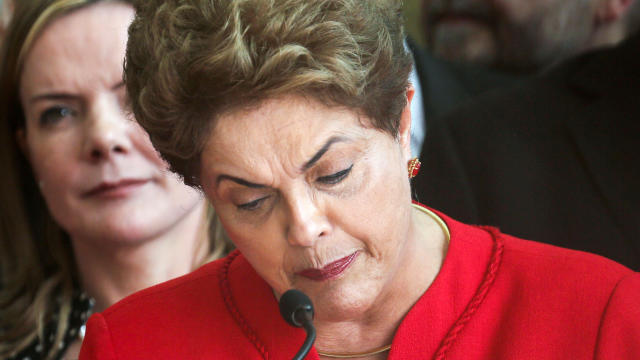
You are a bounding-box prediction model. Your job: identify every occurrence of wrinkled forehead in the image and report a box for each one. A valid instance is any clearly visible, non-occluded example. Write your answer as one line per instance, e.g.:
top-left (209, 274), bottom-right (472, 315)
top-left (202, 95), bottom-right (371, 170)
top-left (19, 2), bottom-right (134, 96)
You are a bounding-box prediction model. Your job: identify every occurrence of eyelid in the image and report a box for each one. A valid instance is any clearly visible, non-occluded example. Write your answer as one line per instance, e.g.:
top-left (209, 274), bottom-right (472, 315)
top-left (237, 195), bottom-right (270, 211)
top-left (316, 164), bottom-right (353, 185)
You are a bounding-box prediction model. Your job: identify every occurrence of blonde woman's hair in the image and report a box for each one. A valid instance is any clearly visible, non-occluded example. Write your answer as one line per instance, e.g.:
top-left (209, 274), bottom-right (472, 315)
top-left (0, 1), bottom-right (231, 359)
top-left (125, 0), bottom-right (413, 187)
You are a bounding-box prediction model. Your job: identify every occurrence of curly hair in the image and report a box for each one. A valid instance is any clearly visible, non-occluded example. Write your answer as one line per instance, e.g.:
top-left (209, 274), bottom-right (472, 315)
top-left (125, 0), bottom-right (412, 187)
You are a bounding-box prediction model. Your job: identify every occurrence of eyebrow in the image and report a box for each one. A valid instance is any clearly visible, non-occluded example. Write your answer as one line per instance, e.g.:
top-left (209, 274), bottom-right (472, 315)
top-left (216, 175), bottom-right (265, 188)
top-left (29, 93), bottom-right (78, 104)
top-left (302, 136), bottom-right (347, 171)
top-left (216, 135), bottom-right (347, 188)
top-left (29, 81), bottom-right (125, 104)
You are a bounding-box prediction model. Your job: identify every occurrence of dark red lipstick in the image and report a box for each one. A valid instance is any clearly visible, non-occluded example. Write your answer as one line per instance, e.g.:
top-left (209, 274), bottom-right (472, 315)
top-left (297, 252), bottom-right (358, 281)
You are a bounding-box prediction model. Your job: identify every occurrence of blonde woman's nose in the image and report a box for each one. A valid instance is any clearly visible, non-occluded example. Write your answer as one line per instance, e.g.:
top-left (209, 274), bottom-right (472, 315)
top-left (82, 95), bottom-right (132, 162)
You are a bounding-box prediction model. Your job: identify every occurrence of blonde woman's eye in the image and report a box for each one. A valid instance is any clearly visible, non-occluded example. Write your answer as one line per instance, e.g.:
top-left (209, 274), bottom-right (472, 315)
top-left (317, 165), bottom-right (353, 185)
top-left (237, 195), bottom-right (270, 211)
top-left (39, 106), bottom-right (76, 127)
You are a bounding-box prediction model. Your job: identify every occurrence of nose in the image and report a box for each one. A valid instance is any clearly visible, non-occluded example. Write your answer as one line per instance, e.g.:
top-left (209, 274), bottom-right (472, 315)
top-left (82, 95), bottom-right (132, 163)
top-left (285, 192), bottom-right (331, 247)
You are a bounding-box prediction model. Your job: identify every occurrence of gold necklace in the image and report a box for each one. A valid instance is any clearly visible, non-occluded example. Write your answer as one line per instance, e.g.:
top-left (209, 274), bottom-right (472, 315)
top-left (317, 344), bottom-right (392, 358)
top-left (317, 205), bottom-right (449, 359)
top-left (412, 203), bottom-right (451, 243)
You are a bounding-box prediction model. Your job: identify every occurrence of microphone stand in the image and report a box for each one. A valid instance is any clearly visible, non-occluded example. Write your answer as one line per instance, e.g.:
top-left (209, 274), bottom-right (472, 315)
top-left (293, 308), bottom-right (316, 360)
top-left (279, 289), bottom-right (317, 360)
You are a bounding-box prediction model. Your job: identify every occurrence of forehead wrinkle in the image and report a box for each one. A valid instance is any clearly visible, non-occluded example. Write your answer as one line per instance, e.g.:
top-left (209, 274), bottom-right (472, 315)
top-left (206, 95), bottom-right (378, 189)
top-left (207, 125), bottom-right (281, 188)
top-left (21, 3), bottom-right (131, 99)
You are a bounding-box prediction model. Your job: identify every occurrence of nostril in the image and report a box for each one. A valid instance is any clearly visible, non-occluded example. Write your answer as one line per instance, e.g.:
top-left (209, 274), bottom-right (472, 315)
top-left (90, 149), bottom-right (102, 160)
top-left (113, 144), bottom-right (125, 153)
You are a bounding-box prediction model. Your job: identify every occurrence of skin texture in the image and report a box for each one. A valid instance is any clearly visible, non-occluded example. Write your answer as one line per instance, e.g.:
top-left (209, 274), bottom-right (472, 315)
top-left (201, 94), bottom-right (447, 355)
top-left (422, 0), bottom-right (600, 71)
top-left (18, 3), bottom-right (210, 357)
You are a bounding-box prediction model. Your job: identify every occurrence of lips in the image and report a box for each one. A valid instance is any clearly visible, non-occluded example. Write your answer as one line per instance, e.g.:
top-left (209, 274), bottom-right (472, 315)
top-left (83, 179), bottom-right (150, 198)
top-left (296, 252), bottom-right (359, 281)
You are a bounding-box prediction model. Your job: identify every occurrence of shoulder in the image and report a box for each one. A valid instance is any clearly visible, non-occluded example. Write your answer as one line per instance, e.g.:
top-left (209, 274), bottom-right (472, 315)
top-left (499, 231), bottom-right (632, 280)
top-left (425, 211), bottom-right (640, 357)
top-left (488, 228), bottom-right (636, 311)
top-left (80, 251), bottom-right (264, 359)
top-left (103, 253), bottom-right (228, 318)
top-left (496, 232), bottom-right (640, 355)
top-left (438, 209), bottom-right (634, 298)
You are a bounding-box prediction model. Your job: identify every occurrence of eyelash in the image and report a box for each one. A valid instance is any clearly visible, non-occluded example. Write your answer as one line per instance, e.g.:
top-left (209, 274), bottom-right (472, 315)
top-left (317, 164), bottom-right (353, 185)
top-left (237, 195), bottom-right (270, 211)
top-left (235, 165), bottom-right (354, 211)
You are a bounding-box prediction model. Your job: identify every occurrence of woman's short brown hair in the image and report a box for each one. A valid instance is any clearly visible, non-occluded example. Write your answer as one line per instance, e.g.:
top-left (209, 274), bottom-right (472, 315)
top-left (125, 0), bottom-right (412, 187)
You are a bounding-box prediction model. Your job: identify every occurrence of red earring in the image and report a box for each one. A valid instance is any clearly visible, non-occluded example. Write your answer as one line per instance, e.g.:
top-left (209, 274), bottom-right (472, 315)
top-left (408, 158), bottom-right (421, 178)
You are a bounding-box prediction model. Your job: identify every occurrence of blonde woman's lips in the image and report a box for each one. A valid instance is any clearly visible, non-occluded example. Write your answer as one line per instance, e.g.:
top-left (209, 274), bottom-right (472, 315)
top-left (296, 252), bottom-right (359, 281)
top-left (83, 179), bottom-right (150, 199)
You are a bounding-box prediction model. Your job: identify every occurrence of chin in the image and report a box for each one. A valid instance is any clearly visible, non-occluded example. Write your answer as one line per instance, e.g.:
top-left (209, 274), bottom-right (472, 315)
top-left (92, 224), bottom-right (160, 244)
top-left (306, 280), bottom-right (380, 322)
top-left (67, 214), bottom-right (170, 245)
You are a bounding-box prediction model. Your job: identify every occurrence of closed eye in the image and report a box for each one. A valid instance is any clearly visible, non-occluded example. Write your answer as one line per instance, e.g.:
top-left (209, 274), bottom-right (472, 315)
top-left (317, 165), bottom-right (353, 185)
top-left (237, 195), bottom-right (270, 211)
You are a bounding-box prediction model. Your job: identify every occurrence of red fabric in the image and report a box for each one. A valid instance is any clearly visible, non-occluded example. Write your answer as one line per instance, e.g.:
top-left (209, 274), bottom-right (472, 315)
top-left (80, 208), bottom-right (640, 359)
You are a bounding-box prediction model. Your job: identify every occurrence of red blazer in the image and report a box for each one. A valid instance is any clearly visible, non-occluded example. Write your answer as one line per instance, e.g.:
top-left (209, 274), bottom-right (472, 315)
top-left (80, 209), bottom-right (640, 359)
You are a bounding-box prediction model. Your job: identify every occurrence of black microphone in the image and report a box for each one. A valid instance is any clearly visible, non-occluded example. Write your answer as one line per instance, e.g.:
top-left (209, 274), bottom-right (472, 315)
top-left (279, 289), bottom-right (316, 360)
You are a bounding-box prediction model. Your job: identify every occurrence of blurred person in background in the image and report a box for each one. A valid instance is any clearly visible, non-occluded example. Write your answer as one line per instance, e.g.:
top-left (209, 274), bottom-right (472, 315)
top-left (0, 1), bottom-right (231, 359)
top-left (421, 0), bottom-right (640, 72)
top-left (415, 28), bottom-right (640, 270)
top-left (405, 37), bottom-right (516, 156)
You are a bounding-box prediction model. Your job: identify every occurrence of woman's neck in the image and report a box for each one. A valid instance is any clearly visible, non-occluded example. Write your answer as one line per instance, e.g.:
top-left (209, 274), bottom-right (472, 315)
top-left (71, 201), bottom-right (210, 312)
top-left (315, 206), bottom-right (448, 358)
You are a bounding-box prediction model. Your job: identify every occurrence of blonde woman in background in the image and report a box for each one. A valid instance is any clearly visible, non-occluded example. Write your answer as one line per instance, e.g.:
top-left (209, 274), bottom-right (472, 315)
top-left (0, 1), bottom-right (232, 359)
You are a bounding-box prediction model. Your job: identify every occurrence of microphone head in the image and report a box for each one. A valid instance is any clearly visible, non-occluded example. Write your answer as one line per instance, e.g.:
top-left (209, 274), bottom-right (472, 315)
top-left (279, 289), bottom-right (314, 327)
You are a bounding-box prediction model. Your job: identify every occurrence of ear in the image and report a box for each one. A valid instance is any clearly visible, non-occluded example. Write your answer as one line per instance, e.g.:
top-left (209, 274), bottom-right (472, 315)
top-left (595, 0), bottom-right (634, 25)
top-left (398, 85), bottom-right (415, 161)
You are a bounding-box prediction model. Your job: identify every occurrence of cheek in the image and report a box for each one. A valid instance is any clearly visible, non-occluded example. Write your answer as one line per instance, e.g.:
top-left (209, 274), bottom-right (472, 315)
top-left (160, 177), bottom-right (203, 213)
top-left (130, 124), bottom-right (167, 168)
top-left (26, 130), bottom-right (80, 193)
top-left (24, 131), bottom-right (84, 232)
top-left (227, 219), bottom-right (289, 285)
top-left (220, 210), bottom-right (279, 257)
top-left (339, 146), bottom-right (409, 248)
top-left (213, 201), bottom-right (289, 283)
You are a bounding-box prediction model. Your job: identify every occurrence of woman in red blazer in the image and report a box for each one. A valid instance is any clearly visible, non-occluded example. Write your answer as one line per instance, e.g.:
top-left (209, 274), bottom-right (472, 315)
top-left (81, 0), bottom-right (640, 359)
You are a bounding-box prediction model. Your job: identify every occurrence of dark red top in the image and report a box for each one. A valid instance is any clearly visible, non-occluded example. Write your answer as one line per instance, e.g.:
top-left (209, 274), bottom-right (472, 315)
top-left (80, 207), bottom-right (640, 359)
